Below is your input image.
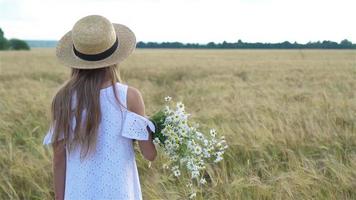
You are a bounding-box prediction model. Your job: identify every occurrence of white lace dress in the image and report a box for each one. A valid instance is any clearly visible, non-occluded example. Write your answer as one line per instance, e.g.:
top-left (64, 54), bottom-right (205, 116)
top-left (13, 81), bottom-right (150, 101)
top-left (42, 82), bottom-right (155, 200)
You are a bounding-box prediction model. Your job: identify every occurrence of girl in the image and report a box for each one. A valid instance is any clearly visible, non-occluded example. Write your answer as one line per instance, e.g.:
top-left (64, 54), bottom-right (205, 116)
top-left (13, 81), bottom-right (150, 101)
top-left (43, 15), bottom-right (157, 200)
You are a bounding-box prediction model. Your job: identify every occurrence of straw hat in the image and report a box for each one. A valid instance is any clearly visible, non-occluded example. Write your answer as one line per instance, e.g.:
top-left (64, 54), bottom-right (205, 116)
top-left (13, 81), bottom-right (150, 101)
top-left (56, 15), bottom-right (136, 69)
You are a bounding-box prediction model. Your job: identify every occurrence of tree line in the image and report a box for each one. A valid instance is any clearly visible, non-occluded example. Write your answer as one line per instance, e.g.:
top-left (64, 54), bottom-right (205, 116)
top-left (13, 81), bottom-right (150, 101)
top-left (0, 28), bottom-right (30, 50)
top-left (2, 25), bottom-right (355, 50)
top-left (137, 39), bottom-right (356, 49)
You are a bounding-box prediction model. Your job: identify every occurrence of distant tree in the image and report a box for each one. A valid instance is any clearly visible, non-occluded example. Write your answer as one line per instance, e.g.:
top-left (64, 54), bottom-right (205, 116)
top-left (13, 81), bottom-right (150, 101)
top-left (340, 39), bottom-right (353, 48)
top-left (8, 39), bottom-right (30, 50)
top-left (207, 42), bottom-right (216, 48)
top-left (280, 41), bottom-right (293, 49)
top-left (0, 28), bottom-right (30, 50)
top-left (0, 28), bottom-right (9, 50)
top-left (321, 40), bottom-right (338, 49)
top-left (136, 41), bottom-right (145, 48)
top-left (222, 41), bottom-right (228, 48)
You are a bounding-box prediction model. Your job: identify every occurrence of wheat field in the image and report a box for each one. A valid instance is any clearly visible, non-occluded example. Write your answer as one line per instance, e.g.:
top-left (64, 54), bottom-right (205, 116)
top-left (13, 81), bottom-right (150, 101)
top-left (0, 48), bottom-right (355, 199)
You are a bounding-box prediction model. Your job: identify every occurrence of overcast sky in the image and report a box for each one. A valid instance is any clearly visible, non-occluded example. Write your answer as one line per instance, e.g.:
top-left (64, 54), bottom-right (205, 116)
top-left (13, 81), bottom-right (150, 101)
top-left (0, 0), bottom-right (355, 43)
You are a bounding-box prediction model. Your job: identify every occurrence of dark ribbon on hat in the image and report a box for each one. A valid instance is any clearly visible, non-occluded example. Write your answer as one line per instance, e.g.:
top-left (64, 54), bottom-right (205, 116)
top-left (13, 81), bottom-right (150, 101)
top-left (73, 37), bottom-right (119, 61)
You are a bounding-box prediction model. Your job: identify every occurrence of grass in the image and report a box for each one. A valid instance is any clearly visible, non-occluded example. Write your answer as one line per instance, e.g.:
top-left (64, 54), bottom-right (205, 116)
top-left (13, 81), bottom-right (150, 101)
top-left (0, 48), bottom-right (355, 199)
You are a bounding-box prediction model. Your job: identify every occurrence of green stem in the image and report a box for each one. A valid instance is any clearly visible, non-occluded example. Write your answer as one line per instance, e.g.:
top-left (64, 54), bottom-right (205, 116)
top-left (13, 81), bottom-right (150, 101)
top-left (149, 108), bottom-right (167, 144)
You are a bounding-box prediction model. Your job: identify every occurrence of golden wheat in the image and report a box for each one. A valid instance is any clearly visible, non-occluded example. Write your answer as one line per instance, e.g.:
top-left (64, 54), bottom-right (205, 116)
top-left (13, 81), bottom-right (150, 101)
top-left (0, 49), bottom-right (355, 199)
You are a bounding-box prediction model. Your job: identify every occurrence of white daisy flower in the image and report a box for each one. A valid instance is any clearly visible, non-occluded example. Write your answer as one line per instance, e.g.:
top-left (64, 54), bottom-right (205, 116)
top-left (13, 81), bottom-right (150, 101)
top-left (214, 156), bottom-right (223, 163)
top-left (153, 138), bottom-right (160, 145)
top-left (200, 178), bottom-right (207, 185)
top-left (173, 170), bottom-right (181, 177)
top-left (194, 145), bottom-right (202, 155)
top-left (196, 132), bottom-right (204, 140)
top-left (210, 129), bottom-right (217, 137)
top-left (176, 102), bottom-right (185, 111)
top-left (191, 170), bottom-right (199, 178)
top-left (165, 96), bottom-right (172, 102)
top-left (203, 139), bottom-right (209, 146)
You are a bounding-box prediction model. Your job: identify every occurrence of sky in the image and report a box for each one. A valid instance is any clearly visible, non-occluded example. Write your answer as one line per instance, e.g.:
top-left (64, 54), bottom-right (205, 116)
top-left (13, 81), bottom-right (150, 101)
top-left (0, 0), bottom-right (356, 44)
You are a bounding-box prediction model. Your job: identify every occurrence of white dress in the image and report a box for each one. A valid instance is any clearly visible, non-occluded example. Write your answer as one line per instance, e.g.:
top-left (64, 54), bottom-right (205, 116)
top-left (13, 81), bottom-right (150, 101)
top-left (42, 82), bottom-right (155, 200)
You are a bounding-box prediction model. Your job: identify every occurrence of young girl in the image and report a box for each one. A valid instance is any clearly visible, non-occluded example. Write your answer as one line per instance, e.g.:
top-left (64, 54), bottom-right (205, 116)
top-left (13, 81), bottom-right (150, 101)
top-left (42, 15), bottom-right (157, 200)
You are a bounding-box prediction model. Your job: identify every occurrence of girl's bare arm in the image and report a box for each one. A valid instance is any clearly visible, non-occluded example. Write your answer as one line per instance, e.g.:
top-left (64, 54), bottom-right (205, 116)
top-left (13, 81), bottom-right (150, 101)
top-left (127, 86), bottom-right (157, 161)
top-left (52, 140), bottom-right (66, 200)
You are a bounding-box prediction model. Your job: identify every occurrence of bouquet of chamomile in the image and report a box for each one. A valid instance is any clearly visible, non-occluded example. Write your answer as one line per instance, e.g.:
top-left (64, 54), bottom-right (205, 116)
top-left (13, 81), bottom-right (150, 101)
top-left (149, 96), bottom-right (228, 199)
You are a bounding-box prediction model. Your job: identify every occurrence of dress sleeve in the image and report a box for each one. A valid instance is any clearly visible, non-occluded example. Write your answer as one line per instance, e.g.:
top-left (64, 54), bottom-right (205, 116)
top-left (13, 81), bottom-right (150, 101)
top-left (121, 110), bottom-right (156, 140)
top-left (42, 125), bottom-right (65, 147)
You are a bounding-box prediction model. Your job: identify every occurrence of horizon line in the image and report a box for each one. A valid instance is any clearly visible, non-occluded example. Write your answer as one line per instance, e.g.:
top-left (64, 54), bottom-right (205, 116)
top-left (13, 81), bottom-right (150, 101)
top-left (24, 39), bottom-right (356, 45)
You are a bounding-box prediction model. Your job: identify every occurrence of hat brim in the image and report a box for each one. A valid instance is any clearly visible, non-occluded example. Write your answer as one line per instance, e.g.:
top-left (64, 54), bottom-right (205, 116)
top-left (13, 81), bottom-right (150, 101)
top-left (56, 23), bottom-right (136, 69)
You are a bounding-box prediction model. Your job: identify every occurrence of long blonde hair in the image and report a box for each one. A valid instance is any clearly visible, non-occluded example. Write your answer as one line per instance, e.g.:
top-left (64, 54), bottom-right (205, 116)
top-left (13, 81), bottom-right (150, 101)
top-left (50, 64), bottom-right (125, 160)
